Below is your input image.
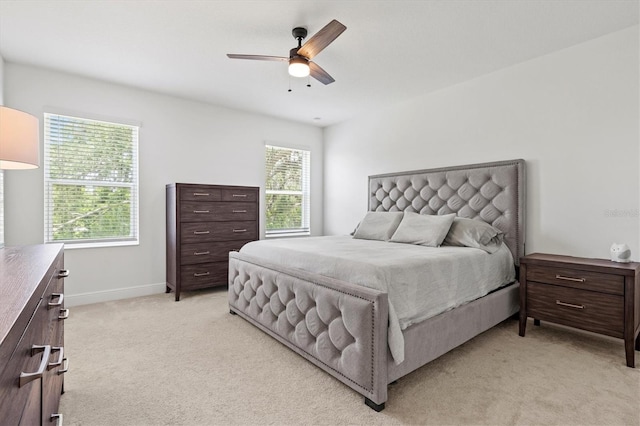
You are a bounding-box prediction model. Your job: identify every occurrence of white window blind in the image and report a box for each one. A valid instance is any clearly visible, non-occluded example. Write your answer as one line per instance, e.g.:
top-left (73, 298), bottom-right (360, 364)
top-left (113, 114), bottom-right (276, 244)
top-left (44, 113), bottom-right (139, 246)
top-left (265, 145), bottom-right (310, 236)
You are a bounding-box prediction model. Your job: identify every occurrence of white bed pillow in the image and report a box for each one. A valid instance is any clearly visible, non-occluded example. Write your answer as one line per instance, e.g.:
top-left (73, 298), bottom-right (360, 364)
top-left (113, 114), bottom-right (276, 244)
top-left (389, 212), bottom-right (456, 247)
top-left (443, 217), bottom-right (504, 253)
top-left (352, 211), bottom-right (403, 241)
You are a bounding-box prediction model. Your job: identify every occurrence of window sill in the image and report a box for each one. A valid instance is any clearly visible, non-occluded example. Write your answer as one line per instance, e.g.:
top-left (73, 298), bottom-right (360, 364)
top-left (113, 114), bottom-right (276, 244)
top-left (50, 240), bottom-right (139, 250)
top-left (265, 232), bottom-right (310, 239)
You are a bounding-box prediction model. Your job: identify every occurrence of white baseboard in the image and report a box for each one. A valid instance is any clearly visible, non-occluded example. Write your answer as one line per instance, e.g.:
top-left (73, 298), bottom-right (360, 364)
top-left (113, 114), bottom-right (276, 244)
top-left (65, 282), bottom-right (167, 307)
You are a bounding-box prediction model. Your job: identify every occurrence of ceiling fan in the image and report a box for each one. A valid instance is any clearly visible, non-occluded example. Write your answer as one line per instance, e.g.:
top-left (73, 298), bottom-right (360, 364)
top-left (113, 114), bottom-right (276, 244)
top-left (227, 19), bottom-right (347, 85)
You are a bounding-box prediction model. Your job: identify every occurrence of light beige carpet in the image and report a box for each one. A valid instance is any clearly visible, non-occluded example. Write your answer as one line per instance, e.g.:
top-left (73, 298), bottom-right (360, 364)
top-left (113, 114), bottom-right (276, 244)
top-left (60, 288), bottom-right (640, 425)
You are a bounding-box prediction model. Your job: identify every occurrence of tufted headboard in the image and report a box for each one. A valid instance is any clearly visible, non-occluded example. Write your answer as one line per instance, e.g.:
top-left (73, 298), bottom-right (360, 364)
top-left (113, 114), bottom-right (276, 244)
top-left (368, 159), bottom-right (525, 265)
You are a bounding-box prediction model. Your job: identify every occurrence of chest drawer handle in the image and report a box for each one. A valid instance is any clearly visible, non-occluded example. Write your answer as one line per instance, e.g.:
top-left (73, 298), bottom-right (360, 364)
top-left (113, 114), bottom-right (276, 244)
top-left (51, 413), bottom-right (63, 426)
top-left (233, 229), bottom-right (247, 233)
top-left (58, 269), bottom-right (70, 278)
top-left (193, 231), bottom-right (210, 235)
top-left (48, 293), bottom-right (64, 308)
top-left (556, 300), bottom-right (585, 309)
top-left (232, 194), bottom-right (247, 198)
top-left (193, 192), bottom-right (210, 196)
top-left (232, 210), bottom-right (247, 213)
top-left (48, 346), bottom-right (64, 370)
top-left (193, 210), bottom-right (210, 214)
top-left (59, 308), bottom-right (70, 320)
top-left (194, 251), bottom-right (210, 256)
top-left (555, 275), bottom-right (585, 283)
top-left (58, 358), bottom-right (69, 375)
top-left (20, 345), bottom-right (51, 387)
top-left (194, 272), bottom-right (210, 277)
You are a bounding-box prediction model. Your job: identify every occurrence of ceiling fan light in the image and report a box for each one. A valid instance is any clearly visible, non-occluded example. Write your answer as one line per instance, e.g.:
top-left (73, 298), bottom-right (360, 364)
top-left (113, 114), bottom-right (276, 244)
top-left (288, 57), bottom-right (310, 78)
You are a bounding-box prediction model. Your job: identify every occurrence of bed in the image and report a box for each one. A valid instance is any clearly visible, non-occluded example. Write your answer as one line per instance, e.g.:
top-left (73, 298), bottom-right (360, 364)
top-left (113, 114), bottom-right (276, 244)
top-left (228, 159), bottom-right (525, 411)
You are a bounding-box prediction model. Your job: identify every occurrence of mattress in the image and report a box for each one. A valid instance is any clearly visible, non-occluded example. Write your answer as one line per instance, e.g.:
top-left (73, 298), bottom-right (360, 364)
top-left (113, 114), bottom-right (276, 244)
top-left (239, 235), bottom-right (515, 363)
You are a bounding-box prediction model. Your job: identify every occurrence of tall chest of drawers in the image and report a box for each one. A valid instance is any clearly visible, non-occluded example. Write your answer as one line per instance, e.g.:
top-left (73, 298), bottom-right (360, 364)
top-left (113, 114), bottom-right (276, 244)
top-left (166, 183), bottom-right (259, 301)
top-left (0, 244), bottom-right (69, 425)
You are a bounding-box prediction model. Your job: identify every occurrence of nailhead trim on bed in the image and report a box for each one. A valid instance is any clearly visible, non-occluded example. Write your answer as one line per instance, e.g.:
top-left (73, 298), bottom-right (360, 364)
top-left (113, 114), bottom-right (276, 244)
top-left (229, 259), bottom-right (378, 393)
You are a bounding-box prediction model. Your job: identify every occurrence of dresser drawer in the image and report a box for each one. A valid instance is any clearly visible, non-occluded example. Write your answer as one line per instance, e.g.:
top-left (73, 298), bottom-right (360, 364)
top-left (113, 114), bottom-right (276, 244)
top-left (526, 281), bottom-right (624, 338)
top-left (180, 202), bottom-right (257, 222)
top-left (181, 240), bottom-right (252, 265)
top-left (221, 188), bottom-right (257, 202)
top-left (527, 265), bottom-right (624, 295)
top-left (180, 262), bottom-right (228, 289)
top-left (181, 221), bottom-right (257, 243)
top-left (179, 185), bottom-right (222, 202)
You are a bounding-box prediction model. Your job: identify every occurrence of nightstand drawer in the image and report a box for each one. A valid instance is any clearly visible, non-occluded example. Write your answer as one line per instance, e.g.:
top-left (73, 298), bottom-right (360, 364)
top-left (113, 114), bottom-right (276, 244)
top-left (527, 265), bottom-right (623, 295)
top-left (526, 282), bottom-right (624, 338)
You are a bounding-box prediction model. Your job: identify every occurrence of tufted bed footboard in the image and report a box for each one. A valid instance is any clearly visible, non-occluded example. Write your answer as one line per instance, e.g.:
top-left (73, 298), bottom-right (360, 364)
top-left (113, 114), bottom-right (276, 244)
top-left (228, 252), bottom-right (390, 410)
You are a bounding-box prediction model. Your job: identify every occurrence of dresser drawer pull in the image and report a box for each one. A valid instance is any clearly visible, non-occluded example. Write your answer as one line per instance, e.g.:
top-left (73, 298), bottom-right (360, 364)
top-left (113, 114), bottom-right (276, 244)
top-left (58, 269), bottom-right (70, 278)
top-left (194, 272), bottom-right (210, 277)
top-left (232, 194), bottom-right (248, 198)
top-left (555, 300), bottom-right (585, 309)
top-left (48, 293), bottom-right (64, 308)
top-left (194, 251), bottom-right (210, 256)
top-left (193, 210), bottom-right (210, 214)
top-left (20, 345), bottom-right (51, 387)
top-left (48, 346), bottom-right (64, 370)
top-left (193, 230), bottom-right (210, 235)
top-left (59, 308), bottom-right (70, 320)
top-left (233, 229), bottom-right (247, 233)
top-left (193, 192), bottom-right (210, 196)
top-left (58, 358), bottom-right (69, 375)
top-left (555, 274), bottom-right (586, 283)
top-left (232, 210), bottom-right (248, 213)
top-left (51, 413), bottom-right (63, 426)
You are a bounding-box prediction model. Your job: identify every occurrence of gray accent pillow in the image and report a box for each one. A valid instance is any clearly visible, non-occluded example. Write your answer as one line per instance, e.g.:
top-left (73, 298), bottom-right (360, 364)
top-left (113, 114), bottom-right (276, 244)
top-left (389, 212), bottom-right (456, 247)
top-left (443, 217), bottom-right (504, 253)
top-left (352, 212), bottom-right (404, 241)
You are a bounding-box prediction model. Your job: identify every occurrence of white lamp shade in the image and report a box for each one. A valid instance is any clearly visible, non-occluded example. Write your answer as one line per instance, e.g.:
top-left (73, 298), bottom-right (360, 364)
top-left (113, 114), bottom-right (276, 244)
top-left (0, 106), bottom-right (40, 169)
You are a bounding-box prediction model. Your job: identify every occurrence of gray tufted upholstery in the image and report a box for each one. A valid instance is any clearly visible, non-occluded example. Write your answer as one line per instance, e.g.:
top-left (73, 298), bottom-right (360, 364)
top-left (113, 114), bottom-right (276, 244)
top-left (369, 159), bottom-right (525, 265)
top-left (228, 254), bottom-right (389, 402)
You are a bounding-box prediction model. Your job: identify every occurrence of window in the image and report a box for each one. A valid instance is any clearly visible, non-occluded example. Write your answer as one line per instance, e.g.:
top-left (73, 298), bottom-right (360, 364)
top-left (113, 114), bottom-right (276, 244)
top-left (265, 145), bottom-right (310, 236)
top-left (44, 113), bottom-right (139, 247)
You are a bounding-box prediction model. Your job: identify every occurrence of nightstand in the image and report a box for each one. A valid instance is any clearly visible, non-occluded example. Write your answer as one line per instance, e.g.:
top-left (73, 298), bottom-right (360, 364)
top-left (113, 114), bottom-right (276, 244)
top-left (519, 253), bottom-right (640, 367)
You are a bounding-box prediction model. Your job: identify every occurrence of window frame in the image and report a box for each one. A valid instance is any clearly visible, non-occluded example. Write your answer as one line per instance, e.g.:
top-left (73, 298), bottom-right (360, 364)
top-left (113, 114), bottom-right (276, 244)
top-left (264, 144), bottom-right (311, 238)
top-left (43, 112), bottom-right (140, 248)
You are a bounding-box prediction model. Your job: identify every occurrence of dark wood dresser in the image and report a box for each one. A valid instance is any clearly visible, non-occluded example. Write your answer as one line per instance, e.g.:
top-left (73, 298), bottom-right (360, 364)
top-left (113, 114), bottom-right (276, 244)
top-left (166, 183), bottom-right (259, 301)
top-left (0, 244), bottom-right (69, 425)
top-left (519, 253), bottom-right (640, 367)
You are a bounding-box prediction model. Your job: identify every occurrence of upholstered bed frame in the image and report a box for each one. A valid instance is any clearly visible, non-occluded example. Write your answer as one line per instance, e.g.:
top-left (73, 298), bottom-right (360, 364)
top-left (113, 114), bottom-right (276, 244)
top-left (228, 159), bottom-right (525, 411)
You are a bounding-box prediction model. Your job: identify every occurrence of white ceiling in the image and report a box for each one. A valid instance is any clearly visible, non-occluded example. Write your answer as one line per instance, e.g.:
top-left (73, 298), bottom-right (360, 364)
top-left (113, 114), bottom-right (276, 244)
top-left (0, 1), bottom-right (638, 127)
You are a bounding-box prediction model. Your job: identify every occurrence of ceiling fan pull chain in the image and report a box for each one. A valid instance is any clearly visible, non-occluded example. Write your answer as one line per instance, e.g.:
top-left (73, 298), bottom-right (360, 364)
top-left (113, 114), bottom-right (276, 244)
top-left (307, 76), bottom-right (311, 88)
top-left (288, 76), bottom-right (292, 92)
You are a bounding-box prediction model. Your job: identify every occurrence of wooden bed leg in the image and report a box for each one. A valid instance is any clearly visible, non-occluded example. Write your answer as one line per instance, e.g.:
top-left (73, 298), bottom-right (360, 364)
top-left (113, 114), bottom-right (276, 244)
top-left (229, 310), bottom-right (237, 315)
top-left (365, 398), bottom-right (385, 412)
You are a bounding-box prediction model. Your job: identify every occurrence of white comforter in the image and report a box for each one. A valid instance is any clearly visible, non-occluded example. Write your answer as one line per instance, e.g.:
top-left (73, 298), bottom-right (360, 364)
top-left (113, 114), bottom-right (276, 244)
top-left (239, 236), bottom-right (515, 364)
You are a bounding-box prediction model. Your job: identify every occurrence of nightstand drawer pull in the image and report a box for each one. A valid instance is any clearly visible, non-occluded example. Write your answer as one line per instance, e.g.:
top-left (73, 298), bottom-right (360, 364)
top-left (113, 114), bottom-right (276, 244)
top-left (194, 251), bottom-right (210, 256)
top-left (233, 229), bottom-right (247, 233)
top-left (193, 210), bottom-right (210, 214)
top-left (555, 274), bottom-right (586, 283)
top-left (193, 192), bottom-right (210, 196)
top-left (232, 194), bottom-right (247, 198)
top-left (193, 230), bottom-right (210, 235)
top-left (232, 210), bottom-right (247, 213)
top-left (556, 300), bottom-right (585, 309)
top-left (194, 272), bottom-right (210, 277)
top-left (58, 269), bottom-right (70, 278)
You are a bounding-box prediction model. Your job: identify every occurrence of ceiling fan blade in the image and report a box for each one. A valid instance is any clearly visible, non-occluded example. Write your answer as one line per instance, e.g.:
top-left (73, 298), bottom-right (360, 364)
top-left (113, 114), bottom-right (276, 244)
top-left (297, 19), bottom-right (346, 60)
top-left (309, 61), bottom-right (335, 85)
top-left (227, 54), bottom-right (288, 62)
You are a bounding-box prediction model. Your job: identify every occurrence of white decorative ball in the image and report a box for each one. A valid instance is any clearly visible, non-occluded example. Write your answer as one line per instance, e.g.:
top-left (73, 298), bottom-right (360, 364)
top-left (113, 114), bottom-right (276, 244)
top-left (610, 243), bottom-right (631, 263)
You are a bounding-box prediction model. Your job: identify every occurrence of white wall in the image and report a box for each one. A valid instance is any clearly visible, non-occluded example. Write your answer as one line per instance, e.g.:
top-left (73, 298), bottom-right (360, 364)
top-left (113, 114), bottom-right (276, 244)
top-left (324, 26), bottom-right (639, 261)
top-left (4, 63), bottom-right (323, 305)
